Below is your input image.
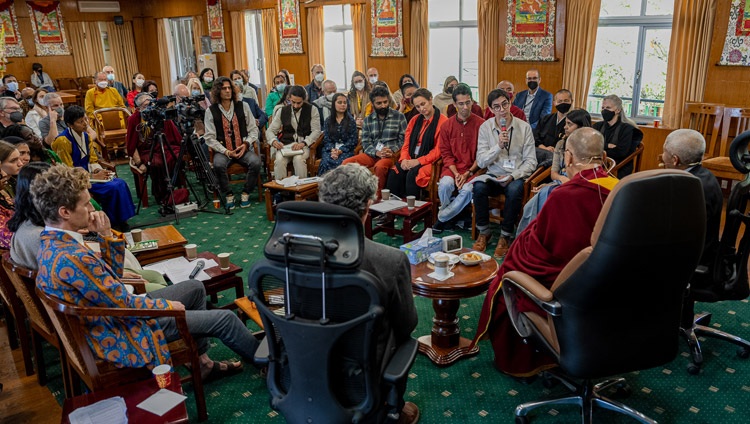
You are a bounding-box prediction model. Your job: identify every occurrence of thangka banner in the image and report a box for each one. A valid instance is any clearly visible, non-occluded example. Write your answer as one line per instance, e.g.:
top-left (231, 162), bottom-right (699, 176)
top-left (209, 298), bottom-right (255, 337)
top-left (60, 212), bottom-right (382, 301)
top-left (371, 0), bottom-right (403, 57)
top-left (503, 0), bottom-right (556, 61)
top-left (26, 0), bottom-right (69, 56)
top-left (719, 0), bottom-right (750, 66)
top-left (278, 0), bottom-right (303, 54)
top-left (206, 0), bottom-right (226, 53)
top-left (0, 0), bottom-right (25, 57)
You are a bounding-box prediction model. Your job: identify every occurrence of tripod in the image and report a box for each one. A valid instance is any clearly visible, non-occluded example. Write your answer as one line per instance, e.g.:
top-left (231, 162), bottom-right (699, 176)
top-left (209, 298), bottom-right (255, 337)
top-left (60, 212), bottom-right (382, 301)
top-left (170, 132), bottom-right (232, 215)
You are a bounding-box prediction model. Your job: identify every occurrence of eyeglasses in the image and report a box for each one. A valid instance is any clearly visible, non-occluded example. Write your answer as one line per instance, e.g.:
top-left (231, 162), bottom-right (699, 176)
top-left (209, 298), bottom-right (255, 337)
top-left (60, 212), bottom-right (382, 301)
top-left (491, 101), bottom-right (510, 111)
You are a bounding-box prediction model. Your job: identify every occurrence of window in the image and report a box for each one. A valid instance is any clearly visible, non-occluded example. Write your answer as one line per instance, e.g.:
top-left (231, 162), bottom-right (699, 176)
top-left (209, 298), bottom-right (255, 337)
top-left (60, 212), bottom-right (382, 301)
top-left (168, 18), bottom-right (196, 80)
top-left (427, 0), bottom-right (478, 99)
top-left (323, 5), bottom-right (355, 91)
top-left (587, 0), bottom-right (672, 121)
top-left (244, 10), bottom-right (267, 99)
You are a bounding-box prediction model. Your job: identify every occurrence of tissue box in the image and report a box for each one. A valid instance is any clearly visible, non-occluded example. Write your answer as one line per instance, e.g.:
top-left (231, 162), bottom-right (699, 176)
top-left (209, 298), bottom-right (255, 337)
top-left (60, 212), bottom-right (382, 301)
top-left (400, 237), bottom-right (442, 265)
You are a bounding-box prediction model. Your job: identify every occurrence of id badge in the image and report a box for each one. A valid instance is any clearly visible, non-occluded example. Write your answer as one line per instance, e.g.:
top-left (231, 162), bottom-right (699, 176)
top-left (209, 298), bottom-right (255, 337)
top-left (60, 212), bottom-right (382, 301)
top-left (376, 142), bottom-right (385, 151)
top-left (502, 159), bottom-right (516, 168)
top-left (335, 143), bottom-right (344, 150)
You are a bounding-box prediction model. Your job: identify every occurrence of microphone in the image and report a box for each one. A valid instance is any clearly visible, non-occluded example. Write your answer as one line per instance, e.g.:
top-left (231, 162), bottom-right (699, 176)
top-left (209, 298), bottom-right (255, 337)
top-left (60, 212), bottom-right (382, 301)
top-left (500, 117), bottom-right (507, 132)
top-left (188, 260), bottom-right (205, 280)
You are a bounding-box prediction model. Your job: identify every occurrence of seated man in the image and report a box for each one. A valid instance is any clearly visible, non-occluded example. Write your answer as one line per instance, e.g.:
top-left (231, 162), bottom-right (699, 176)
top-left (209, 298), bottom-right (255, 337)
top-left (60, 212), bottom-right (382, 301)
top-left (32, 165), bottom-right (261, 380)
top-left (471, 127), bottom-right (618, 378)
top-left (484, 81), bottom-right (527, 122)
top-left (473, 89), bottom-right (537, 259)
top-left (84, 71), bottom-right (125, 121)
top-left (318, 163), bottom-right (419, 424)
top-left (343, 85), bottom-right (407, 194)
top-left (313, 79), bottom-right (338, 127)
top-left (102, 65), bottom-right (129, 106)
top-left (1, 74), bottom-right (22, 100)
top-left (204, 76), bottom-right (262, 209)
top-left (266, 85), bottom-right (321, 180)
top-left (532, 89), bottom-right (572, 165)
top-left (433, 84), bottom-right (483, 232)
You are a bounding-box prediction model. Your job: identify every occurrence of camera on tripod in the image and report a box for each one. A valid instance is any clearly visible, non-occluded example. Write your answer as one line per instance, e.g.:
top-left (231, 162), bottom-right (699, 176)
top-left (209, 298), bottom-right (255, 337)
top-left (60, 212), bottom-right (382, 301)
top-left (142, 95), bottom-right (178, 131)
top-left (174, 94), bottom-right (206, 134)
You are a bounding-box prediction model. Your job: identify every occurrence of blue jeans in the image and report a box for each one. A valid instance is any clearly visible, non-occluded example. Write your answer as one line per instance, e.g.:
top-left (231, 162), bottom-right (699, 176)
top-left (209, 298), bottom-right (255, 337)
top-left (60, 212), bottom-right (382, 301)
top-left (149, 280), bottom-right (260, 362)
top-left (472, 177), bottom-right (525, 237)
top-left (437, 176), bottom-right (473, 223)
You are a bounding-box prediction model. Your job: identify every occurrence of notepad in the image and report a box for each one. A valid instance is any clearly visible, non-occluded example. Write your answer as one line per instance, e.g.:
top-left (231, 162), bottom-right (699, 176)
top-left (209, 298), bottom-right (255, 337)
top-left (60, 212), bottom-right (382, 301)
top-left (136, 389), bottom-right (187, 417)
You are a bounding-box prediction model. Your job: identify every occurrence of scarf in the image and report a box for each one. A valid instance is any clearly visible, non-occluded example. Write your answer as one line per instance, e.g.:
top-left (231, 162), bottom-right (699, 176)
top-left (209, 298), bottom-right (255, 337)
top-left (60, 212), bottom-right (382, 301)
top-left (408, 106), bottom-right (440, 159)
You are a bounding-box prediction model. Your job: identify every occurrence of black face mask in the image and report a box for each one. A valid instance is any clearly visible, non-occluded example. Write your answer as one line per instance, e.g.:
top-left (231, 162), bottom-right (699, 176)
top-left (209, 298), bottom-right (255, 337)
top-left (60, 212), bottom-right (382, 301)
top-left (527, 81), bottom-right (539, 91)
top-left (601, 109), bottom-right (616, 122)
top-left (556, 103), bottom-right (571, 114)
top-left (446, 86), bottom-right (455, 94)
top-left (376, 107), bottom-right (389, 117)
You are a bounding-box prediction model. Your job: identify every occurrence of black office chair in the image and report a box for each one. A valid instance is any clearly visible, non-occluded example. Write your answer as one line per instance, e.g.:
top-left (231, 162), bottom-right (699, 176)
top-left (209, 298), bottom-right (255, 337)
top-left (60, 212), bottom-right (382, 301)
top-left (682, 130), bottom-right (750, 374)
top-left (248, 201), bottom-right (418, 423)
top-left (501, 170), bottom-right (706, 423)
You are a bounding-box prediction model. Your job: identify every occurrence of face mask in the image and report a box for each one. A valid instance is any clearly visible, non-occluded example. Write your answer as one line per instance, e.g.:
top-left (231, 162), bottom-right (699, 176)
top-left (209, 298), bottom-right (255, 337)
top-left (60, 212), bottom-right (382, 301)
top-left (527, 81), bottom-right (539, 91)
top-left (326, 93), bottom-right (335, 101)
top-left (36, 68), bottom-right (43, 73)
top-left (135, 78), bottom-right (144, 87)
top-left (601, 109), bottom-right (616, 121)
top-left (150, 91), bottom-right (159, 99)
top-left (191, 89), bottom-right (201, 97)
top-left (6, 82), bottom-right (18, 92)
top-left (369, 76), bottom-right (378, 84)
top-left (276, 83), bottom-right (287, 92)
top-left (204, 76), bottom-right (213, 83)
top-left (376, 107), bottom-right (389, 117)
top-left (27, 99), bottom-right (34, 107)
top-left (354, 82), bottom-right (365, 91)
top-left (556, 103), bottom-right (571, 114)
top-left (97, 81), bottom-right (109, 89)
top-left (446, 85), bottom-right (455, 94)
top-left (314, 73), bottom-right (325, 83)
top-left (106, 73), bottom-right (115, 81)
top-left (55, 107), bottom-right (64, 116)
top-left (233, 79), bottom-right (243, 87)
top-left (9, 111), bottom-right (23, 123)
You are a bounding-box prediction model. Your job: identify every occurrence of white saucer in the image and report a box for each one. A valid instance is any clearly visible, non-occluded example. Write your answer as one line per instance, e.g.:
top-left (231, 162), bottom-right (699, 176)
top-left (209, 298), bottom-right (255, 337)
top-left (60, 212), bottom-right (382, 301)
top-left (427, 271), bottom-right (455, 281)
top-left (428, 252), bottom-right (460, 265)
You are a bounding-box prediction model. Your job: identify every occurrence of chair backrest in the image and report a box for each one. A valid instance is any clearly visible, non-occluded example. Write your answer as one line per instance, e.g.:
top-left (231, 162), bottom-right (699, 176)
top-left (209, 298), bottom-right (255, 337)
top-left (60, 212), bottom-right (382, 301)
top-left (720, 107), bottom-right (750, 159)
top-left (682, 102), bottom-right (724, 158)
top-left (549, 169), bottom-right (705, 379)
top-left (1, 252), bottom-right (54, 336)
top-left (249, 202), bottom-right (391, 423)
top-left (610, 142), bottom-right (644, 178)
top-left (93, 107), bottom-right (130, 131)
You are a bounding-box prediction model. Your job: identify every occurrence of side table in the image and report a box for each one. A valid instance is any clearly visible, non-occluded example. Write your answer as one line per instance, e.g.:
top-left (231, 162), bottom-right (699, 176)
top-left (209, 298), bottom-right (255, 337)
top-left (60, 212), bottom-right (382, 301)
top-left (365, 201), bottom-right (433, 243)
top-left (198, 251), bottom-right (244, 310)
top-left (263, 181), bottom-right (319, 221)
top-left (133, 225), bottom-right (188, 266)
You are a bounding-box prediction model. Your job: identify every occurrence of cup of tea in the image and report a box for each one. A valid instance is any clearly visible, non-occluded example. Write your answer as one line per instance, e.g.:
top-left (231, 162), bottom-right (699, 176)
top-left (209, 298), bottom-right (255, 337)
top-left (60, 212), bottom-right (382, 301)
top-left (406, 195), bottom-right (416, 209)
top-left (218, 252), bottom-right (231, 270)
top-left (434, 254), bottom-right (450, 278)
top-left (152, 364), bottom-right (172, 389)
top-left (131, 228), bottom-right (143, 242)
top-left (184, 243), bottom-right (197, 260)
top-left (381, 189), bottom-right (390, 201)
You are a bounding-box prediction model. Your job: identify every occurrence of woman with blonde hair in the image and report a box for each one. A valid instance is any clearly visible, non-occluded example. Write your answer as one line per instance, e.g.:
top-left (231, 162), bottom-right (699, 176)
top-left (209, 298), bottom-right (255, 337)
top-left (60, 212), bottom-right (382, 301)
top-left (593, 94), bottom-right (642, 178)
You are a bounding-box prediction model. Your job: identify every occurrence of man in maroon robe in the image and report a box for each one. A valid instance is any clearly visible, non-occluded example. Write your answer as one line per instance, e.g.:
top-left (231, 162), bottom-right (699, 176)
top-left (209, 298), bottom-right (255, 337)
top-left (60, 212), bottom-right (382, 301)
top-left (472, 127), bottom-right (619, 377)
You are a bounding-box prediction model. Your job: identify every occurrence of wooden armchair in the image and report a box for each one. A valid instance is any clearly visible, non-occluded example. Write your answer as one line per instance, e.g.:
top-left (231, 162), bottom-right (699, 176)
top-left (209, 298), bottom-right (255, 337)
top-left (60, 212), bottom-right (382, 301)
top-left (264, 133), bottom-right (324, 180)
top-left (702, 107), bottom-right (750, 184)
top-left (92, 107), bottom-right (131, 160)
top-left (0, 249), bottom-right (33, 376)
top-left (611, 142), bottom-right (644, 178)
top-left (37, 288), bottom-right (208, 421)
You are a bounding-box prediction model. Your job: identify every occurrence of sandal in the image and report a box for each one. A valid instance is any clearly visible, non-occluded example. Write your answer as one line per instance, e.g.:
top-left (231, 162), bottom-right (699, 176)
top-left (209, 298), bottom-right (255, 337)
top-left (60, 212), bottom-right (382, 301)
top-left (201, 360), bottom-right (244, 383)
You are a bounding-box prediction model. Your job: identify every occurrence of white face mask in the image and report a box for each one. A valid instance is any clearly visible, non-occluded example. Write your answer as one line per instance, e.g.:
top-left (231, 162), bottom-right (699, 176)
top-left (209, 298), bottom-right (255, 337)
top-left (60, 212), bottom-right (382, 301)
top-left (204, 76), bottom-right (213, 83)
top-left (135, 78), bottom-right (144, 87)
top-left (369, 76), bottom-right (378, 84)
top-left (354, 82), bottom-right (365, 91)
top-left (97, 81), bottom-right (109, 89)
top-left (314, 73), bottom-right (325, 83)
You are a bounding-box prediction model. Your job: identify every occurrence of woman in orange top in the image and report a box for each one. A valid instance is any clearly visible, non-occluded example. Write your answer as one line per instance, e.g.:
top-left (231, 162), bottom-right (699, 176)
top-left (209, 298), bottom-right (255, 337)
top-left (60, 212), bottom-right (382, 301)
top-left (385, 88), bottom-right (447, 198)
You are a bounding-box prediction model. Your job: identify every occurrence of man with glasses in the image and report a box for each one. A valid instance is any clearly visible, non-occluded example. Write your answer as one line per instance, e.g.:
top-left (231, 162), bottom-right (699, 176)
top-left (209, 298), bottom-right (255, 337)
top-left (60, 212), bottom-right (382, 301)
top-left (472, 89), bottom-right (536, 259)
top-left (511, 69), bottom-right (552, 129)
top-left (0, 97), bottom-right (24, 132)
top-left (484, 81), bottom-right (527, 122)
top-left (432, 83), bottom-right (483, 233)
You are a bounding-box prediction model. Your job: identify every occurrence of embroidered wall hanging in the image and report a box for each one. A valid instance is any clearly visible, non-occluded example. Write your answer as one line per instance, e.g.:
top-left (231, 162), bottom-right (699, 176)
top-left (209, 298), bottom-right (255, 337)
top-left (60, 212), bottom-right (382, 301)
top-left (720, 0), bottom-right (750, 66)
top-left (279, 0), bottom-right (303, 54)
top-left (503, 0), bottom-right (556, 61)
top-left (26, 0), bottom-right (69, 56)
top-left (0, 0), bottom-right (25, 57)
top-left (371, 0), bottom-right (404, 57)
top-left (206, 0), bottom-right (226, 53)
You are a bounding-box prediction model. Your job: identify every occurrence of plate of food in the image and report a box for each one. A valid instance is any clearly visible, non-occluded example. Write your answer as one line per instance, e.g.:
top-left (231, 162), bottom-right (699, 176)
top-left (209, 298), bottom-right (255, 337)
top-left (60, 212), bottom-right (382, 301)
top-left (428, 252), bottom-right (460, 265)
top-left (459, 251), bottom-right (484, 266)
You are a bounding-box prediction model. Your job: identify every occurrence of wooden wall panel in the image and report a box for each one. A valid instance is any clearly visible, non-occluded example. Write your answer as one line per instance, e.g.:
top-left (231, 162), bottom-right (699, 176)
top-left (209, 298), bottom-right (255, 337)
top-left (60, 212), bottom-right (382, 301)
top-left (703, 0), bottom-right (750, 107)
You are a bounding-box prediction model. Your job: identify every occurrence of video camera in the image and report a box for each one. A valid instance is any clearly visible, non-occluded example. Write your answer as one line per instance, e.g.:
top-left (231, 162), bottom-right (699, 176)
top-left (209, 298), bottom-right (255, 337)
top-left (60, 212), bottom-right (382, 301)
top-left (142, 95), bottom-right (178, 131)
top-left (142, 93), bottom-right (207, 134)
top-left (174, 94), bottom-right (206, 134)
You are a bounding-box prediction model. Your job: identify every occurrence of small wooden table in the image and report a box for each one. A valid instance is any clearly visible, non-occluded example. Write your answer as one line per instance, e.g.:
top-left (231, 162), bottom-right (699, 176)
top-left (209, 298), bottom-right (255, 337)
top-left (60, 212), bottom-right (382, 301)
top-left (197, 251), bottom-right (244, 310)
top-left (411, 248), bottom-right (499, 366)
top-left (365, 201), bottom-right (433, 243)
top-left (133, 225), bottom-right (188, 266)
top-left (61, 373), bottom-right (188, 424)
top-left (58, 91), bottom-right (78, 104)
top-left (263, 181), bottom-right (319, 221)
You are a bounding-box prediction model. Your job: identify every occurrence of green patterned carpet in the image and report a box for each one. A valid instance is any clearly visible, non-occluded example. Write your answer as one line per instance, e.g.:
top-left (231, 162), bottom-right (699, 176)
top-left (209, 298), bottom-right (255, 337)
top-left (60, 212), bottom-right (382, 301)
top-left (39, 164), bottom-right (750, 422)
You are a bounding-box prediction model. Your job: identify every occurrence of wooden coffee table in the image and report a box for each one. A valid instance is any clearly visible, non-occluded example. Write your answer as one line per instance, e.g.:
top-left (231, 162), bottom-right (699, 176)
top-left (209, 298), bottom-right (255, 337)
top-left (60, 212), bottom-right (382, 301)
top-left (411, 248), bottom-right (498, 365)
top-left (197, 251), bottom-right (244, 310)
top-left (133, 225), bottom-right (188, 266)
top-left (263, 180), bottom-right (319, 221)
top-left (365, 201), bottom-right (433, 243)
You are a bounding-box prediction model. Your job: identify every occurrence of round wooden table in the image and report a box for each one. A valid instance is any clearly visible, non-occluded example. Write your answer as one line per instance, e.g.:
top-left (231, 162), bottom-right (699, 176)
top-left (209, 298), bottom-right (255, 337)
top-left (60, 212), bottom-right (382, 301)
top-left (411, 249), bottom-right (499, 366)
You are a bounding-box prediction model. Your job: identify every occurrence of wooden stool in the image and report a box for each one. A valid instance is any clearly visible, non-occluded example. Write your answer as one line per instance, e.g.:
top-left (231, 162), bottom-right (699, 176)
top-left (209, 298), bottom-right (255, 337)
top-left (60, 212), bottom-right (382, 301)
top-left (235, 297), bottom-right (264, 329)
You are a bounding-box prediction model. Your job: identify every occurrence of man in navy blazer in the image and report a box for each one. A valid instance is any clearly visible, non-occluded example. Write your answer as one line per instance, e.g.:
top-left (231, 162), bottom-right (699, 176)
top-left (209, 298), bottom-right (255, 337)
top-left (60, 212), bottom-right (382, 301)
top-left (512, 69), bottom-right (553, 129)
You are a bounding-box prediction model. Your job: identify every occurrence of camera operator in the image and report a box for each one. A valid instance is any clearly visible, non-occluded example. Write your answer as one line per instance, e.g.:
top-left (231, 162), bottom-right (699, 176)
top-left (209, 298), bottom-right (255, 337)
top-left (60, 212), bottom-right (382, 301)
top-left (126, 92), bottom-right (182, 206)
top-left (203, 76), bottom-right (261, 209)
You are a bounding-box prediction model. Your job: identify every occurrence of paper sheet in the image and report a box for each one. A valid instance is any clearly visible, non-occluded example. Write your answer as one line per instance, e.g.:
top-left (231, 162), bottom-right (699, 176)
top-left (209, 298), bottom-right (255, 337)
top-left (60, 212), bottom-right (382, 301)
top-left (143, 257), bottom-right (212, 283)
top-left (68, 396), bottom-right (127, 424)
top-left (136, 389), bottom-right (187, 417)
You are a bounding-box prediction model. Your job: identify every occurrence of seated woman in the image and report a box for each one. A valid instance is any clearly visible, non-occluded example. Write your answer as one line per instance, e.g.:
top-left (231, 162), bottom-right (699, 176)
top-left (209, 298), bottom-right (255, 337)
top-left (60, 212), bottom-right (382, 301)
top-left (51, 105), bottom-right (135, 231)
top-left (318, 93), bottom-right (358, 176)
top-left (264, 74), bottom-right (288, 120)
top-left (396, 83), bottom-right (419, 122)
top-left (0, 141), bottom-right (24, 249)
top-left (391, 73), bottom-right (418, 105)
top-left (347, 71), bottom-right (371, 129)
top-left (4, 130), bottom-right (58, 164)
top-left (24, 87), bottom-right (49, 138)
top-left (126, 72), bottom-right (145, 109)
top-left (516, 109), bottom-right (592, 236)
top-left (386, 88), bottom-right (447, 199)
top-left (8, 162), bottom-right (167, 292)
top-left (593, 94), bottom-right (643, 178)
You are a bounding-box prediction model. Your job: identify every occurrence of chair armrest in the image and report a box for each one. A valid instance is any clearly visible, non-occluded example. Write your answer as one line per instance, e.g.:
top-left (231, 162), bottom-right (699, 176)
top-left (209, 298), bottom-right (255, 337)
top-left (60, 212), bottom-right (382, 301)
top-left (502, 271), bottom-right (561, 316)
top-left (42, 295), bottom-right (187, 319)
top-left (383, 338), bottom-right (418, 384)
top-left (253, 337), bottom-right (270, 367)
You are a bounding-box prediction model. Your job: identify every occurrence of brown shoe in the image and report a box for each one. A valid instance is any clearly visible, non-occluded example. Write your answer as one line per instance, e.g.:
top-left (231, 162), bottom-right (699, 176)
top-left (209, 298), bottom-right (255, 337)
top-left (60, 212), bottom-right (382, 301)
top-left (472, 234), bottom-right (492, 252)
top-left (494, 236), bottom-right (510, 259)
top-left (398, 401), bottom-right (420, 424)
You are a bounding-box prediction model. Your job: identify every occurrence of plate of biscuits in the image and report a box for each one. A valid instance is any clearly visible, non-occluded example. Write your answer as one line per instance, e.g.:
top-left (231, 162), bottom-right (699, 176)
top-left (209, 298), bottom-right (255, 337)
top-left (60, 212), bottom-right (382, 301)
top-left (459, 251), bottom-right (484, 266)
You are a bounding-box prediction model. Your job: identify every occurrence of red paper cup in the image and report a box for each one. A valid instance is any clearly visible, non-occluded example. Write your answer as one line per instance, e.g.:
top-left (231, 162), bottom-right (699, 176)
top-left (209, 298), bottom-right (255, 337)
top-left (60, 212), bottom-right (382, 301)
top-left (153, 364), bottom-right (172, 389)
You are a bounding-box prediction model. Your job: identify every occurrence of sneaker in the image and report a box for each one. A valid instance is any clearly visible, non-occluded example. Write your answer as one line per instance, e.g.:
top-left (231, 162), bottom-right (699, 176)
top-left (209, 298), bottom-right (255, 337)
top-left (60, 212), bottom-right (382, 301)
top-left (397, 402), bottom-right (420, 424)
top-left (472, 233), bottom-right (492, 252)
top-left (240, 192), bottom-right (251, 208)
top-left (225, 194), bottom-right (236, 209)
top-left (494, 236), bottom-right (511, 259)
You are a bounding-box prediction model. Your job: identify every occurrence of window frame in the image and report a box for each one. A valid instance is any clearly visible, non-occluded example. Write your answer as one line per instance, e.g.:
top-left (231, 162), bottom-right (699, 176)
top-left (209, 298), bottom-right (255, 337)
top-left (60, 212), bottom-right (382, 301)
top-left (428, 0), bottom-right (478, 98)
top-left (323, 4), bottom-right (355, 91)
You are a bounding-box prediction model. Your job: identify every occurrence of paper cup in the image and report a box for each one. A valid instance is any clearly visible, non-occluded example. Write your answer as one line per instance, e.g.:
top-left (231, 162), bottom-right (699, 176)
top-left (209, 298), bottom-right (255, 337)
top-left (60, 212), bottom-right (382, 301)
top-left (185, 243), bottom-right (197, 260)
top-left (406, 195), bottom-right (416, 209)
top-left (152, 364), bottom-right (172, 389)
top-left (131, 229), bottom-right (143, 242)
top-left (218, 252), bottom-right (231, 270)
top-left (213, 199), bottom-right (220, 209)
top-left (381, 189), bottom-right (390, 201)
